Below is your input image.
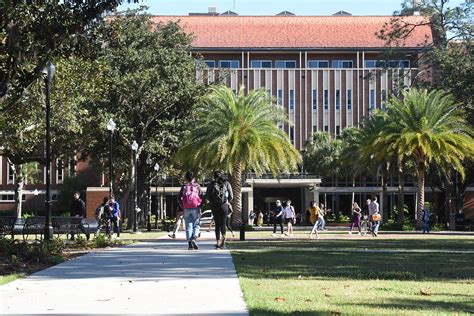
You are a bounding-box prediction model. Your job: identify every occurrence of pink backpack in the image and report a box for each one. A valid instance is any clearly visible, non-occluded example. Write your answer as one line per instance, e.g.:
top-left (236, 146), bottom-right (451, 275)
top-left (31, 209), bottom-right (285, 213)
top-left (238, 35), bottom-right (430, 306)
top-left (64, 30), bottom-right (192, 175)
top-left (181, 182), bottom-right (202, 208)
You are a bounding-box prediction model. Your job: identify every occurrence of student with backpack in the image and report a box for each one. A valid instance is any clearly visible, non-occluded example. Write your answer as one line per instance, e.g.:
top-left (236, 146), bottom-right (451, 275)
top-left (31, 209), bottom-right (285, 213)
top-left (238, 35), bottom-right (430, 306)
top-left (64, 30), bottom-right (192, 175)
top-left (178, 171), bottom-right (203, 250)
top-left (96, 197), bottom-right (112, 236)
top-left (205, 171), bottom-right (233, 249)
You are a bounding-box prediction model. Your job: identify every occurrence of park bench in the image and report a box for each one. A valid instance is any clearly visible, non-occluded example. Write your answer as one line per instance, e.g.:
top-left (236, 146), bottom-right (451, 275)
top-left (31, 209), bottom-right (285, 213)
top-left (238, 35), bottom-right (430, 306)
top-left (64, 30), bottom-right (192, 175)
top-left (22, 216), bottom-right (45, 240)
top-left (0, 216), bottom-right (17, 238)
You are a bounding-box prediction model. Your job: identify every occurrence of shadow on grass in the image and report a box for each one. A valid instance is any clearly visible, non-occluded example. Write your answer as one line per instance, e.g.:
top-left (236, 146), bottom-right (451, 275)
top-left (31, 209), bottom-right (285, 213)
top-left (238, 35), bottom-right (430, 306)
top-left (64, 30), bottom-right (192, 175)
top-left (230, 240), bottom-right (474, 281)
top-left (345, 298), bottom-right (474, 314)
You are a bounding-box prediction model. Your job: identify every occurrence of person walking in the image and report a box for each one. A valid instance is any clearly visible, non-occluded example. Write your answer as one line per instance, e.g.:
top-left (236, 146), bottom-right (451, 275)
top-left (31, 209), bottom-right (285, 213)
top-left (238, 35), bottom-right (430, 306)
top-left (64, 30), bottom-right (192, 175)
top-left (283, 200), bottom-right (296, 237)
top-left (168, 205), bottom-right (184, 239)
top-left (96, 196), bottom-right (112, 236)
top-left (349, 202), bottom-right (362, 235)
top-left (319, 203), bottom-right (328, 231)
top-left (307, 201), bottom-right (319, 227)
top-left (109, 196), bottom-right (121, 238)
top-left (179, 171), bottom-right (202, 250)
top-left (257, 211), bottom-right (264, 227)
top-left (369, 197), bottom-right (381, 237)
top-left (226, 202), bottom-right (235, 238)
top-left (206, 171), bottom-right (233, 249)
top-left (70, 191), bottom-right (86, 240)
top-left (271, 200), bottom-right (284, 237)
top-left (309, 204), bottom-right (324, 239)
top-left (422, 206), bottom-right (431, 234)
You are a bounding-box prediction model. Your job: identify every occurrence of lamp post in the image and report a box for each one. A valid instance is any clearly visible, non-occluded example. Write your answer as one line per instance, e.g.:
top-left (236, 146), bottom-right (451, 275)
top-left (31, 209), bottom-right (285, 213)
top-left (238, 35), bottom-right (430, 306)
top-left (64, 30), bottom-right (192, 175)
top-left (43, 61), bottom-right (55, 241)
top-left (131, 140), bottom-right (139, 233)
top-left (154, 163), bottom-right (160, 229)
top-left (145, 157), bottom-right (153, 231)
top-left (106, 119), bottom-right (116, 198)
top-left (161, 173), bottom-right (167, 220)
top-left (33, 189), bottom-right (39, 212)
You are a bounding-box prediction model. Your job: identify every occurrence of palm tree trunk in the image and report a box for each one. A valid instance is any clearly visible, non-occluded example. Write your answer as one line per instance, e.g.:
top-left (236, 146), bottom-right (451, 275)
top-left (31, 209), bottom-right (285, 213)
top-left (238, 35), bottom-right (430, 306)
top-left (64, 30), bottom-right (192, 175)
top-left (397, 161), bottom-right (405, 225)
top-left (230, 161), bottom-right (242, 226)
top-left (416, 162), bottom-right (425, 229)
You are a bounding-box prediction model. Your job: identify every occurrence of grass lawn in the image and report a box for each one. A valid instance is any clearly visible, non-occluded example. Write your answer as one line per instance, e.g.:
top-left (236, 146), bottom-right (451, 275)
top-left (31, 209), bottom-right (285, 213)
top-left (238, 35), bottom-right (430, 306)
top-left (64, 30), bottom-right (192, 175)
top-left (0, 273), bottom-right (25, 286)
top-left (229, 237), bottom-right (474, 315)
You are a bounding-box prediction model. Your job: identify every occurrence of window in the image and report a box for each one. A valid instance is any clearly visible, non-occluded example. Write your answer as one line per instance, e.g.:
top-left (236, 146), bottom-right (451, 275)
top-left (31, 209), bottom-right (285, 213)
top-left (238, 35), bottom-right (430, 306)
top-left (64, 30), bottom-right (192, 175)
top-left (312, 89), bottom-right (317, 111)
top-left (251, 60), bottom-right (272, 68)
top-left (365, 60), bottom-right (386, 68)
top-left (0, 194), bottom-right (26, 202)
top-left (308, 60), bottom-right (329, 68)
top-left (370, 89), bottom-right (375, 110)
top-left (324, 125), bottom-right (329, 132)
top-left (56, 158), bottom-right (64, 184)
top-left (204, 60), bottom-right (215, 68)
top-left (324, 89), bottom-right (329, 110)
top-left (219, 60), bottom-right (240, 68)
top-left (277, 89), bottom-right (283, 106)
top-left (347, 89), bottom-right (352, 110)
top-left (335, 90), bottom-right (340, 110)
top-left (313, 125), bottom-right (317, 132)
top-left (289, 90), bottom-right (294, 111)
top-left (275, 60), bottom-right (297, 68)
top-left (389, 60), bottom-right (410, 68)
top-left (336, 126), bottom-right (340, 136)
top-left (290, 126), bottom-right (295, 145)
top-left (331, 60), bottom-right (353, 68)
top-left (7, 162), bottom-right (14, 184)
top-left (381, 89), bottom-right (387, 110)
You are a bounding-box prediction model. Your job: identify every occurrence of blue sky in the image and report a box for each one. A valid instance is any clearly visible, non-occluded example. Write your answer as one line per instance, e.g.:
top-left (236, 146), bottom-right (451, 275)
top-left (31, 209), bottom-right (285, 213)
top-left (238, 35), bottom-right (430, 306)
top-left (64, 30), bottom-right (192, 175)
top-left (118, 0), bottom-right (465, 16)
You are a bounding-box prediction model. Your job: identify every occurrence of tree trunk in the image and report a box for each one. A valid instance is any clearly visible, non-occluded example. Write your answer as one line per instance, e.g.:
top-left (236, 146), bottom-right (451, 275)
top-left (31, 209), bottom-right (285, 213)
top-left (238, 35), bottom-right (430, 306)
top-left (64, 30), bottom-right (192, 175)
top-left (416, 162), bottom-right (425, 229)
top-left (230, 161), bottom-right (242, 226)
top-left (397, 160), bottom-right (405, 225)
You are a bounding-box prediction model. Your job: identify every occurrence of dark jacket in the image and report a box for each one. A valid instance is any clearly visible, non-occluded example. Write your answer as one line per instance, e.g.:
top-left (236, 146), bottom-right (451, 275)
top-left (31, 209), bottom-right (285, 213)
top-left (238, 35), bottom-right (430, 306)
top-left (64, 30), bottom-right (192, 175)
top-left (205, 180), bottom-right (233, 206)
top-left (71, 198), bottom-right (85, 217)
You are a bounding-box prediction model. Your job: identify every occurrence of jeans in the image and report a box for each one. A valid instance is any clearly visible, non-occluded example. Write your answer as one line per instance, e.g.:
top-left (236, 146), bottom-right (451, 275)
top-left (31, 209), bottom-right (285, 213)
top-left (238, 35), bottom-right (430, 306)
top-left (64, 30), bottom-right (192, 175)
top-left (423, 221), bottom-right (430, 233)
top-left (311, 217), bottom-right (324, 234)
top-left (184, 208), bottom-right (200, 241)
top-left (112, 216), bottom-right (120, 237)
top-left (320, 217), bottom-right (326, 230)
top-left (273, 217), bottom-right (283, 234)
top-left (372, 221), bottom-right (380, 235)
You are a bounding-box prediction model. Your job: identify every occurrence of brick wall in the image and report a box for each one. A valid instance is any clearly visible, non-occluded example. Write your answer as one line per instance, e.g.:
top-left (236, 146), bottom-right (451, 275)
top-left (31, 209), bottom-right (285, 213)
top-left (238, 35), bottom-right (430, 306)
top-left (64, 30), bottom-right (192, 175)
top-left (86, 187), bottom-right (110, 219)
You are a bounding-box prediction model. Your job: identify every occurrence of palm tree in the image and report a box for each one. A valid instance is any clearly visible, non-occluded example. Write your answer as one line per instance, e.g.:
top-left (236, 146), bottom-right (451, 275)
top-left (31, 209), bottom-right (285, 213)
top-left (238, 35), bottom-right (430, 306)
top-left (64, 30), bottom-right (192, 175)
top-left (175, 85), bottom-right (301, 223)
top-left (373, 89), bottom-right (474, 227)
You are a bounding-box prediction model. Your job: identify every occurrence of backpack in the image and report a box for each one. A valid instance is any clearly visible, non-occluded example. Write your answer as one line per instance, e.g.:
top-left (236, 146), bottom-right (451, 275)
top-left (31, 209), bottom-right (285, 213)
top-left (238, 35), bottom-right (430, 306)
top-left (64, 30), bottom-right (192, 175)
top-left (210, 181), bottom-right (227, 206)
top-left (181, 182), bottom-right (202, 208)
top-left (95, 206), bottom-right (104, 220)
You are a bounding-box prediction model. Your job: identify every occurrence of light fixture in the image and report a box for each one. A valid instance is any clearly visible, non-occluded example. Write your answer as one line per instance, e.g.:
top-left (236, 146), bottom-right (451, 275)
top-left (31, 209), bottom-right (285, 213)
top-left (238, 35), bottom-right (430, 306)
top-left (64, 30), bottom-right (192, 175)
top-left (131, 140), bottom-right (139, 151)
top-left (106, 118), bottom-right (116, 132)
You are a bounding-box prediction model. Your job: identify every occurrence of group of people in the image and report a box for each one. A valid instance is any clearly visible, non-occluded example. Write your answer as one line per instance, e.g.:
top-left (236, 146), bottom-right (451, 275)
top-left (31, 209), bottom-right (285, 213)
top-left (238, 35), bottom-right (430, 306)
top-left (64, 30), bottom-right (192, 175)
top-left (346, 197), bottom-right (381, 237)
top-left (95, 195), bottom-right (121, 238)
top-left (176, 170), bottom-right (234, 250)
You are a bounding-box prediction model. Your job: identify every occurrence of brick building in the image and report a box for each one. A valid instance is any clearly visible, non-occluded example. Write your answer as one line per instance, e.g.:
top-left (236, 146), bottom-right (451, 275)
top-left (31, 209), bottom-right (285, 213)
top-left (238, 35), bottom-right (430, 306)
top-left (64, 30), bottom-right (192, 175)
top-left (1, 11), bottom-right (472, 223)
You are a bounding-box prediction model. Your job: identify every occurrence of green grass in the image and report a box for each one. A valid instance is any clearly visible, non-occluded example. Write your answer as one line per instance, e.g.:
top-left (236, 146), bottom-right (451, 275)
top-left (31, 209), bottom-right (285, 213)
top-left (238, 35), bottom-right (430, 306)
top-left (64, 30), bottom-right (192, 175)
top-left (229, 238), bottom-right (474, 315)
top-left (0, 273), bottom-right (25, 286)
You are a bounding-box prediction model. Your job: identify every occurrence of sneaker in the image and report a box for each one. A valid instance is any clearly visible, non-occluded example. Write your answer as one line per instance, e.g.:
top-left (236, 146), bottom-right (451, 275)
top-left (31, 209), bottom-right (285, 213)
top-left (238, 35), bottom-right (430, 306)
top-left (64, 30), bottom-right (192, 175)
top-left (191, 239), bottom-right (199, 250)
top-left (271, 233), bottom-right (277, 237)
top-left (357, 232), bottom-right (361, 236)
top-left (188, 242), bottom-right (193, 250)
top-left (348, 231), bottom-right (352, 235)
top-left (231, 232), bottom-right (235, 238)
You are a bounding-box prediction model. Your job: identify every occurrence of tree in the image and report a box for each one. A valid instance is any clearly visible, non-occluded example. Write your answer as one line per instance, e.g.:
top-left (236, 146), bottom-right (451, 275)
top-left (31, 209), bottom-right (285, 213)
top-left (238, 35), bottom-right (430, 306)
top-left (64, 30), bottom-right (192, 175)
top-left (175, 85), bottom-right (301, 223)
top-left (372, 89), bottom-right (473, 227)
top-left (303, 132), bottom-right (342, 180)
top-left (1, 0), bottom-right (140, 113)
top-left (85, 11), bottom-right (202, 221)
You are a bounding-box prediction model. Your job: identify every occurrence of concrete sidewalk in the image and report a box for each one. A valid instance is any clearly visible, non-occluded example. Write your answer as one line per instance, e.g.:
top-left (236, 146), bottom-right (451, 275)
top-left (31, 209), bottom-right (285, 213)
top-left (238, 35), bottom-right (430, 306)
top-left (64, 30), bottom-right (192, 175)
top-left (0, 234), bottom-right (248, 315)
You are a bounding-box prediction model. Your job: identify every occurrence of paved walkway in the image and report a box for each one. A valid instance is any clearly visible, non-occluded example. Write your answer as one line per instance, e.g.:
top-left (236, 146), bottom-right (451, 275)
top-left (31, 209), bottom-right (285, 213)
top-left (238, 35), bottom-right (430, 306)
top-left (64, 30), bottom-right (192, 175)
top-left (0, 233), bottom-right (248, 315)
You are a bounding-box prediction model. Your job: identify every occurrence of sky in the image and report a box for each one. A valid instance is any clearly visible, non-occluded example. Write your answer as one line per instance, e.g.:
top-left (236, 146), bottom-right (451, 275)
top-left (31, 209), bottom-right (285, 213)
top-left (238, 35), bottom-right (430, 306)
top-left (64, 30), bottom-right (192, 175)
top-left (118, 0), bottom-right (465, 16)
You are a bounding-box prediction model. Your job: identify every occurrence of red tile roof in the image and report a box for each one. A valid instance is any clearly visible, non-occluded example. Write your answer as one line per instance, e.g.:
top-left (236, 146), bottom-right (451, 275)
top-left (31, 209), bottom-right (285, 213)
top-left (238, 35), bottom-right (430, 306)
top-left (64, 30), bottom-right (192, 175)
top-left (150, 15), bottom-right (433, 50)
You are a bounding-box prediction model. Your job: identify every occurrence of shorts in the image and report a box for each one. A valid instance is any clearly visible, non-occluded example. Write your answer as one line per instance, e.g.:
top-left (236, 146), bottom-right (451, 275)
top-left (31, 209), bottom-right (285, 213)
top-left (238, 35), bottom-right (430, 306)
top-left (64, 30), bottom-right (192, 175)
top-left (284, 218), bottom-right (294, 224)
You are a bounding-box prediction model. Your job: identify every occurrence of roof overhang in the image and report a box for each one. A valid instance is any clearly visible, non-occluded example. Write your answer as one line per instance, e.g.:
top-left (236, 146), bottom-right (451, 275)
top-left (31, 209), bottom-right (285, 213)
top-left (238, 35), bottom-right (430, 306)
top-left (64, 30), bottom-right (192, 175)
top-left (245, 178), bottom-right (321, 188)
top-left (191, 47), bottom-right (428, 52)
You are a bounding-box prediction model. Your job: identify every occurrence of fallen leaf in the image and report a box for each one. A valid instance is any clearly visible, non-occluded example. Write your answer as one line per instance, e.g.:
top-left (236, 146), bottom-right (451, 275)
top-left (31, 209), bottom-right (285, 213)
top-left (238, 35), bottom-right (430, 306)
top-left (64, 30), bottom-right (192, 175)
top-left (420, 289), bottom-right (431, 296)
top-left (325, 293), bottom-right (332, 297)
top-left (274, 297), bottom-right (286, 302)
top-left (344, 284), bottom-right (350, 288)
top-left (330, 311), bottom-right (341, 316)
top-left (97, 298), bottom-right (113, 302)
top-left (128, 280), bottom-right (133, 283)
top-left (305, 299), bottom-right (312, 303)
top-left (298, 275), bottom-right (302, 279)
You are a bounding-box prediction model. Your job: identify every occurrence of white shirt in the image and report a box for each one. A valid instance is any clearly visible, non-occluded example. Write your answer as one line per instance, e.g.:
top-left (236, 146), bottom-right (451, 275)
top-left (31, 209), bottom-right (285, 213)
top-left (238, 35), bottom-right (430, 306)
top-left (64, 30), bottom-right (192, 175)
top-left (369, 201), bottom-right (379, 216)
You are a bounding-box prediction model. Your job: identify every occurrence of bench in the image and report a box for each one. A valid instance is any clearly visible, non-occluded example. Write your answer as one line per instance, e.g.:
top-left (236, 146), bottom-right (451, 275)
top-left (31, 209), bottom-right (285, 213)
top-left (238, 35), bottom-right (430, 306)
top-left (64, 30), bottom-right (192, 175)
top-left (22, 216), bottom-right (45, 240)
top-left (0, 216), bottom-right (17, 238)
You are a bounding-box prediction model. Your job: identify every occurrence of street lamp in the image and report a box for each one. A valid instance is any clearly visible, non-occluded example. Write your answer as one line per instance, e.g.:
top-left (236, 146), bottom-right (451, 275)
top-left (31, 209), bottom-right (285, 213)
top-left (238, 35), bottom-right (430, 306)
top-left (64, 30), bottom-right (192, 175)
top-left (42, 61), bottom-right (55, 241)
top-left (154, 163), bottom-right (160, 229)
top-left (161, 173), bottom-right (167, 220)
top-left (131, 140), bottom-right (139, 233)
top-left (33, 189), bottom-right (39, 212)
top-left (106, 118), bottom-right (116, 198)
top-left (146, 157), bottom-right (153, 231)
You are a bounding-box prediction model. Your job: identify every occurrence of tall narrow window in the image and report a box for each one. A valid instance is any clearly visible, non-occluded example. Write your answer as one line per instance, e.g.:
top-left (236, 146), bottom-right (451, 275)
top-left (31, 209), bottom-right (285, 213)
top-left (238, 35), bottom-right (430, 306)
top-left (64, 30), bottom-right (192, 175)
top-left (324, 89), bottom-right (329, 110)
top-left (289, 90), bottom-right (294, 111)
top-left (7, 162), bottom-right (14, 184)
top-left (56, 158), bottom-right (64, 184)
top-left (347, 89), bottom-right (352, 110)
top-left (336, 126), bottom-right (340, 136)
top-left (381, 89), bottom-right (387, 110)
top-left (290, 126), bottom-right (295, 145)
top-left (312, 125), bottom-right (317, 132)
top-left (324, 125), bottom-right (329, 132)
top-left (277, 89), bottom-right (283, 106)
top-left (370, 89), bottom-right (375, 110)
top-left (335, 90), bottom-right (340, 110)
top-left (312, 89), bottom-right (317, 111)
